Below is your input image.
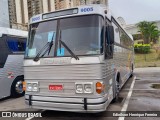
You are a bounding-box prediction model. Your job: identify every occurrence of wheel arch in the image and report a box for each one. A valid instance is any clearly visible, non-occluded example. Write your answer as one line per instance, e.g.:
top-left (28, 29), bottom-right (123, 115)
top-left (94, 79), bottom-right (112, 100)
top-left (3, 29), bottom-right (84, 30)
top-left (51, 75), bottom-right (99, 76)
top-left (114, 70), bottom-right (121, 84)
top-left (10, 75), bottom-right (24, 96)
top-left (112, 70), bottom-right (121, 102)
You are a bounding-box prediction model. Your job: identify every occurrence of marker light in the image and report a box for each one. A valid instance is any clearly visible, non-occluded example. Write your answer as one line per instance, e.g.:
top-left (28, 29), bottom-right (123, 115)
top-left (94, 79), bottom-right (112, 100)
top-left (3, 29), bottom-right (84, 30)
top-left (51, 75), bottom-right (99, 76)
top-left (96, 82), bottom-right (104, 94)
top-left (23, 81), bottom-right (26, 91)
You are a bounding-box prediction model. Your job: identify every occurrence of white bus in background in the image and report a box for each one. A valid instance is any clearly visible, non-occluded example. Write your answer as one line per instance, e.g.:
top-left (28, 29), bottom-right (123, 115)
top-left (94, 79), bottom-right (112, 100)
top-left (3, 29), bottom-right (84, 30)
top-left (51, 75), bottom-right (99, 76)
top-left (24, 4), bottom-right (134, 112)
top-left (0, 27), bottom-right (28, 99)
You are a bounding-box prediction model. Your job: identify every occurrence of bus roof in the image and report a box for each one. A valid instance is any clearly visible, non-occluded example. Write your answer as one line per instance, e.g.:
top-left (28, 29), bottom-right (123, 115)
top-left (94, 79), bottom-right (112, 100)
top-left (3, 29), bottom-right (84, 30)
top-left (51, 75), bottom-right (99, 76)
top-left (29, 4), bottom-right (111, 24)
top-left (29, 4), bottom-right (132, 40)
top-left (0, 27), bottom-right (28, 38)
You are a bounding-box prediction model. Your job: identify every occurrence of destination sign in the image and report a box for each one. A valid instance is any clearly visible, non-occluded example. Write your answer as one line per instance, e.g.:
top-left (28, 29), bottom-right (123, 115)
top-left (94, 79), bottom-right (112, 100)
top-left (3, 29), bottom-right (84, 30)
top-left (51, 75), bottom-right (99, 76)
top-left (43, 8), bottom-right (78, 19)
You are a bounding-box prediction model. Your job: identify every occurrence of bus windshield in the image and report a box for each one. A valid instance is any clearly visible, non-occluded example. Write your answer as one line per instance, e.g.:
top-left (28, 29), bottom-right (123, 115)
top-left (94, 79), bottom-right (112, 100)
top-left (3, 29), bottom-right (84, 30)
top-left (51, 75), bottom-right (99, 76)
top-left (26, 15), bottom-right (103, 58)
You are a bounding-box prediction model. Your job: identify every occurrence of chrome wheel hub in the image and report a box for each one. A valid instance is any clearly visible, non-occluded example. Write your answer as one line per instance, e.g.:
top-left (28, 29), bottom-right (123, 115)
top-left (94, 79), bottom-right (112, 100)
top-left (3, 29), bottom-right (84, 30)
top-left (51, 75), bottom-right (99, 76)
top-left (15, 81), bottom-right (24, 94)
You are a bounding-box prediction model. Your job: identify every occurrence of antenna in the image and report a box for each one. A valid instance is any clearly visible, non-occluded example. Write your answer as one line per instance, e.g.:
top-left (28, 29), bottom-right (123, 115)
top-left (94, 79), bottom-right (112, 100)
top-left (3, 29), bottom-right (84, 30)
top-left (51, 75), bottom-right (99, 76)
top-left (91, 0), bottom-right (107, 5)
top-left (80, 0), bottom-right (87, 5)
top-left (81, 0), bottom-right (108, 5)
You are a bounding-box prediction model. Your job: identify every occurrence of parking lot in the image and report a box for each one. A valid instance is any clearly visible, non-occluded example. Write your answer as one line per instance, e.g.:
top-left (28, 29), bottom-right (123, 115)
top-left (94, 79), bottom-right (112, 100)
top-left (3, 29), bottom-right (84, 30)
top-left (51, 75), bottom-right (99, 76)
top-left (0, 67), bottom-right (160, 120)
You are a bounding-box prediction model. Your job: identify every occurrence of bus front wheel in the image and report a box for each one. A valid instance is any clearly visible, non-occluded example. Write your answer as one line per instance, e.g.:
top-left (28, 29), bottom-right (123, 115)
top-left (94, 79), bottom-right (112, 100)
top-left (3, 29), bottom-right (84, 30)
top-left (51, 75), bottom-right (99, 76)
top-left (11, 76), bottom-right (25, 98)
top-left (130, 64), bottom-right (134, 78)
top-left (112, 75), bottom-right (120, 103)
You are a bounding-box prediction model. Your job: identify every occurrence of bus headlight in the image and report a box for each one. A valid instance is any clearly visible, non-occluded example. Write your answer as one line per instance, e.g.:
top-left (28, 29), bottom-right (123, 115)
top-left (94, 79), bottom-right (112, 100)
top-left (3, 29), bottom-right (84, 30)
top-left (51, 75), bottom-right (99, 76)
top-left (32, 83), bottom-right (39, 91)
top-left (27, 83), bottom-right (32, 91)
top-left (76, 84), bottom-right (83, 93)
top-left (84, 84), bottom-right (93, 93)
top-left (75, 82), bottom-right (93, 94)
top-left (26, 82), bottom-right (39, 92)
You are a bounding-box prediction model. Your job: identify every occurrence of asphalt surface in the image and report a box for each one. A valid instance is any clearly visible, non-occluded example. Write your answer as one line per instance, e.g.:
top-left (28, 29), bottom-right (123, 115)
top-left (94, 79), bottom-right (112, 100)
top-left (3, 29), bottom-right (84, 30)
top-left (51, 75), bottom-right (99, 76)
top-left (0, 67), bottom-right (160, 120)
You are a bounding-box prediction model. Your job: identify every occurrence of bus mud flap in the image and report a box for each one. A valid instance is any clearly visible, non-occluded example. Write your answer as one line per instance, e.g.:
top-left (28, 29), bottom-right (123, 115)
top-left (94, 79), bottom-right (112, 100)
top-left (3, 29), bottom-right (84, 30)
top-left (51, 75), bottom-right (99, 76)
top-left (29, 95), bottom-right (32, 106)
top-left (84, 98), bottom-right (87, 110)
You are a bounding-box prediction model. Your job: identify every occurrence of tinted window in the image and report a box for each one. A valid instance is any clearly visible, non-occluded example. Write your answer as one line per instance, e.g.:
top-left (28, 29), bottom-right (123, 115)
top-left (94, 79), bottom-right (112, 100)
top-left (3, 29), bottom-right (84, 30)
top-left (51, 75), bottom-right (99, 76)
top-left (0, 36), bottom-right (26, 68)
top-left (112, 18), bottom-right (133, 49)
top-left (119, 29), bottom-right (132, 49)
top-left (27, 20), bottom-right (57, 58)
top-left (112, 22), bottom-right (120, 44)
top-left (26, 15), bottom-right (103, 58)
top-left (59, 15), bottom-right (103, 56)
top-left (0, 36), bottom-right (9, 68)
top-left (7, 38), bottom-right (26, 52)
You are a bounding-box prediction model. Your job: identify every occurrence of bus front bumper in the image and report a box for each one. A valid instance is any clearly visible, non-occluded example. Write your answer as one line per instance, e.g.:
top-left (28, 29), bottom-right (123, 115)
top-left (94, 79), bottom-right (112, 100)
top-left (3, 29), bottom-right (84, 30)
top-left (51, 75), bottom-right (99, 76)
top-left (25, 94), bottom-right (110, 112)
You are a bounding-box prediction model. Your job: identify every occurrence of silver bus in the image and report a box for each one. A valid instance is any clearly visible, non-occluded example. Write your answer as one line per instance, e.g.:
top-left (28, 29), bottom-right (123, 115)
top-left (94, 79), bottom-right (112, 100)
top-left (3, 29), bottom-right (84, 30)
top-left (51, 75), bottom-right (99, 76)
top-left (0, 27), bottom-right (27, 99)
top-left (24, 5), bottom-right (134, 112)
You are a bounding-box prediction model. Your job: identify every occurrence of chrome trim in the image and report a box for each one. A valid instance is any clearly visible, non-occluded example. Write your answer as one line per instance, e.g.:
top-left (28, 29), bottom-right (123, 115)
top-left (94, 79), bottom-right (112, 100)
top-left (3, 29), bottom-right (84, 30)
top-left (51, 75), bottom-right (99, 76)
top-left (25, 94), bottom-right (108, 104)
top-left (25, 94), bottom-right (109, 112)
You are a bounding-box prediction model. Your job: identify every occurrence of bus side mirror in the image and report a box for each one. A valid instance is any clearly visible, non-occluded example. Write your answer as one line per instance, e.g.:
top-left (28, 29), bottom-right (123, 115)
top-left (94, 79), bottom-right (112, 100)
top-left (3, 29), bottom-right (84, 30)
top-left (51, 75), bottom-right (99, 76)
top-left (105, 26), bottom-right (114, 59)
top-left (106, 26), bottom-right (114, 44)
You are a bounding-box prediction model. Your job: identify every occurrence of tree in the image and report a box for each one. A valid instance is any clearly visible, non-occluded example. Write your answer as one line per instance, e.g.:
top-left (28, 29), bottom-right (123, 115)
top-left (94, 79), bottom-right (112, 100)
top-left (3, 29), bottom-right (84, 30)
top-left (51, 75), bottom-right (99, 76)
top-left (150, 28), bottom-right (160, 43)
top-left (137, 21), bottom-right (160, 44)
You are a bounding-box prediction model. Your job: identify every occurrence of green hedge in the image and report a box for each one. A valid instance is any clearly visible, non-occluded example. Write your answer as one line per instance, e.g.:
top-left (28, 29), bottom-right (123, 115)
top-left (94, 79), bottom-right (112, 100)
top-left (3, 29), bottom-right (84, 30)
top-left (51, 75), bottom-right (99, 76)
top-left (134, 44), bottom-right (151, 53)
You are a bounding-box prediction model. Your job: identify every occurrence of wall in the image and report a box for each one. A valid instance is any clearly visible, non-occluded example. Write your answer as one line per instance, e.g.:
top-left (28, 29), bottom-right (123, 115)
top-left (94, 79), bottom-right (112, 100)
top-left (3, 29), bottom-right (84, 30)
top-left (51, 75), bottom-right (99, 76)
top-left (0, 0), bottom-right (10, 27)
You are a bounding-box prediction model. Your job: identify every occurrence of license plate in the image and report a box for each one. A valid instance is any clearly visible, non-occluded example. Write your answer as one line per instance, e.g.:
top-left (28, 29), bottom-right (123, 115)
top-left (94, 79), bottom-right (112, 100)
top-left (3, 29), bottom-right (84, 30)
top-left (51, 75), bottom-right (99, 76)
top-left (49, 85), bottom-right (63, 91)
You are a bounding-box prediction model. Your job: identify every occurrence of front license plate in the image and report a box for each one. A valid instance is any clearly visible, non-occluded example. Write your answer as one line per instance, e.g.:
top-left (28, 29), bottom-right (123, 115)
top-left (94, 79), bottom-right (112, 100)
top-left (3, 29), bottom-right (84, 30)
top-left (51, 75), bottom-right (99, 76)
top-left (49, 85), bottom-right (63, 91)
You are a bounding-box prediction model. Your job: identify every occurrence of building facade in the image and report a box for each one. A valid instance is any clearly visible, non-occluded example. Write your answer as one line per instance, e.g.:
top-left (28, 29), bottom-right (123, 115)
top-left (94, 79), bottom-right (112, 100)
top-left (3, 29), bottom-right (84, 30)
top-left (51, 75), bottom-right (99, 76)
top-left (75, 0), bottom-right (108, 5)
top-left (8, 0), bottom-right (56, 30)
top-left (0, 0), bottom-right (10, 27)
top-left (8, 0), bottom-right (108, 30)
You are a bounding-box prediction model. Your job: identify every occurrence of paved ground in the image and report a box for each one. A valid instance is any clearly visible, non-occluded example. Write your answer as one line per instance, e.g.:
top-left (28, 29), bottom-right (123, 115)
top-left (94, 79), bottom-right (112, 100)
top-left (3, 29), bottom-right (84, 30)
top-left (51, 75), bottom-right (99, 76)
top-left (0, 97), bottom-right (26, 111)
top-left (0, 67), bottom-right (160, 120)
top-left (125, 67), bottom-right (160, 120)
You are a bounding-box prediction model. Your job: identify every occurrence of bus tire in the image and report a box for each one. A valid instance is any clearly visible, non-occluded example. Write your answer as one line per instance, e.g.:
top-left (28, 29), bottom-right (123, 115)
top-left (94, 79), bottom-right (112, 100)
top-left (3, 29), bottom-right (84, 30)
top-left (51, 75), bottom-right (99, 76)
top-left (130, 64), bottom-right (134, 78)
top-left (11, 76), bottom-right (25, 98)
top-left (112, 74), bottom-right (120, 103)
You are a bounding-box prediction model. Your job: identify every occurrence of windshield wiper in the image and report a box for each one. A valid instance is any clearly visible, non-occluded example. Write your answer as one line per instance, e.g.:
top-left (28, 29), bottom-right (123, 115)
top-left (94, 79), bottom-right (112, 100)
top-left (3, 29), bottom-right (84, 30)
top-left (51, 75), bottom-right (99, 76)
top-left (33, 38), bottom-right (54, 62)
top-left (59, 31), bottom-right (79, 60)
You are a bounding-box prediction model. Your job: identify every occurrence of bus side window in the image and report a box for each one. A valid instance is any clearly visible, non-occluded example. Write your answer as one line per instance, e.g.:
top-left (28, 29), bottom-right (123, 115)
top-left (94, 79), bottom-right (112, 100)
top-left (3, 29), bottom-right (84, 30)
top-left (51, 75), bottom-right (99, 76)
top-left (105, 19), bottom-right (114, 59)
top-left (7, 37), bottom-right (26, 52)
top-left (0, 36), bottom-right (10, 68)
top-left (112, 22), bottom-right (120, 44)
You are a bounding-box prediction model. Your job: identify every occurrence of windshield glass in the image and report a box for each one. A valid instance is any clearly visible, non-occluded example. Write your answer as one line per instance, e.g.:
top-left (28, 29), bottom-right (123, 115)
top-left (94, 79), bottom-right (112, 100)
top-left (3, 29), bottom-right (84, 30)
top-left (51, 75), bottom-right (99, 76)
top-left (26, 15), bottom-right (103, 58)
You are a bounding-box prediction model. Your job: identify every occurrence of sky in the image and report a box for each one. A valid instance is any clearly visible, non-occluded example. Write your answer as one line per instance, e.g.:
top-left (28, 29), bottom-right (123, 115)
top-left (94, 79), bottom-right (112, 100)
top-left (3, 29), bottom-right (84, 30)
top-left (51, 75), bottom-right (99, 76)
top-left (108, 0), bottom-right (160, 25)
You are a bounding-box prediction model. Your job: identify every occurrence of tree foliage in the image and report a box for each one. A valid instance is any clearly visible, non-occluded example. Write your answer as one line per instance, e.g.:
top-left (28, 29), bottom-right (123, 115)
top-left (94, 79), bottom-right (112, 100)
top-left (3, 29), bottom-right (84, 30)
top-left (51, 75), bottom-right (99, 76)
top-left (137, 21), bottom-right (160, 44)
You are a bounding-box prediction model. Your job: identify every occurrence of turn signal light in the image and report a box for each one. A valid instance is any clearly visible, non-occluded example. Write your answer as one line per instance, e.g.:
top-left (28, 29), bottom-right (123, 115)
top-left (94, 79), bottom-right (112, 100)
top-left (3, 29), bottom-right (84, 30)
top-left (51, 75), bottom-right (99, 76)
top-left (96, 82), bottom-right (104, 94)
top-left (23, 81), bottom-right (26, 91)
